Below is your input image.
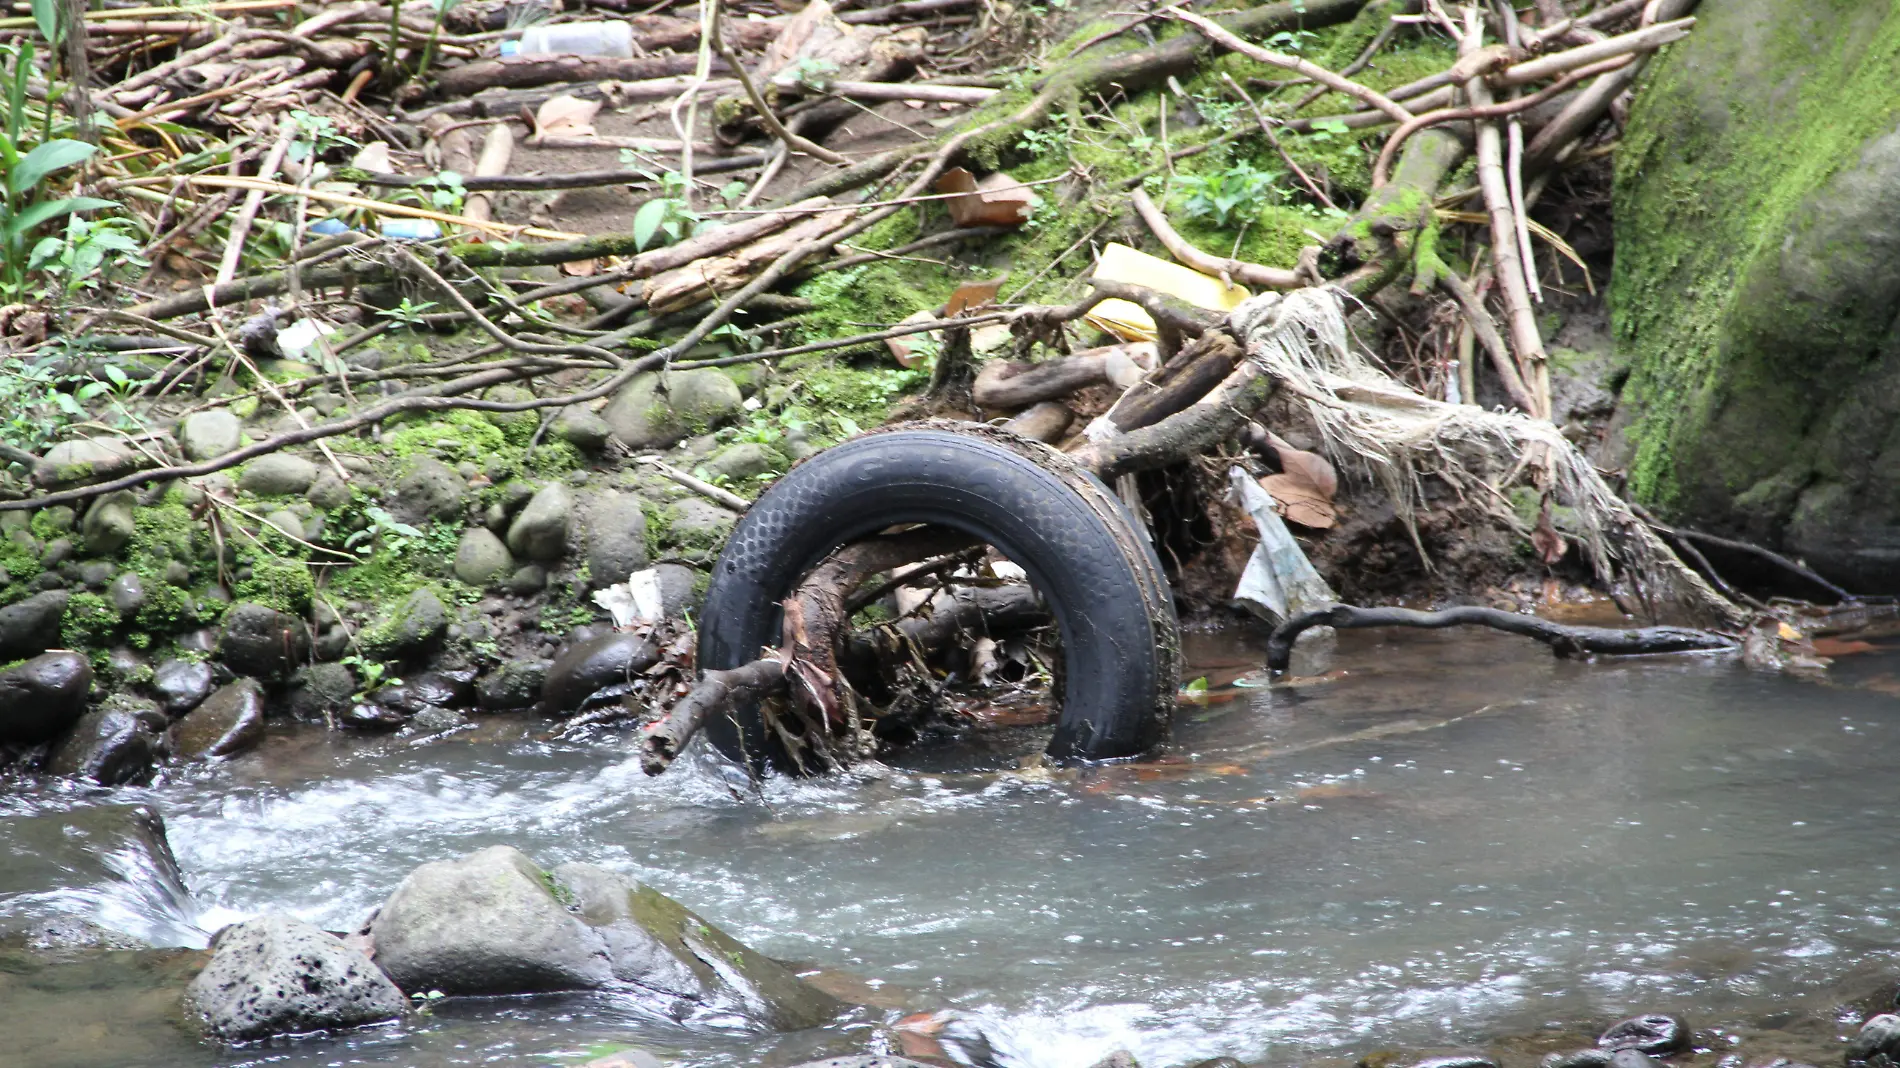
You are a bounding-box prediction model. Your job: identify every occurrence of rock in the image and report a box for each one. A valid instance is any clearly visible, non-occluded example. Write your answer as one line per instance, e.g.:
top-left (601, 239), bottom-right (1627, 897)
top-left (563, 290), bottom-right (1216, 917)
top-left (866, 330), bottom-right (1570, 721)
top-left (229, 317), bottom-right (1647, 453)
top-left (374, 670), bottom-right (475, 713)
top-left (105, 646), bottom-right (148, 683)
top-left (1544, 1051), bottom-right (1615, 1068)
top-left (0, 802), bottom-right (196, 947)
top-left (238, 454), bottom-right (318, 497)
top-left (368, 845), bottom-right (616, 995)
top-left (1599, 1015), bottom-right (1689, 1055)
top-left (578, 490), bottom-right (649, 586)
top-left (163, 559), bottom-right (191, 587)
top-left (554, 861), bottom-right (842, 1029)
top-left (315, 626), bottom-right (349, 662)
top-left (78, 559), bottom-right (115, 589)
top-left (0, 589), bottom-right (70, 658)
top-left (665, 497), bottom-right (737, 556)
top-left (339, 702), bottom-right (405, 730)
top-left (1177, 1061), bottom-right (1247, 1068)
top-left (602, 370), bottom-right (743, 450)
top-left (1606, 1052), bottom-right (1657, 1068)
top-left (38, 537), bottom-right (72, 568)
top-left (651, 563), bottom-right (700, 618)
top-left (107, 571), bottom-right (145, 617)
top-left (41, 436), bottom-right (128, 476)
top-left (507, 483), bottom-right (572, 562)
top-left (1085, 1054), bottom-right (1141, 1068)
top-left (554, 406), bottom-right (613, 453)
top-left (539, 632), bottom-right (659, 714)
top-left (0, 651), bottom-right (92, 744)
top-left (1849, 1015), bottom-right (1900, 1063)
top-left (305, 470), bottom-right (353, 511)
top-left (703, 442), bottom-right (785, 483)
top-left (476, 660), bottom-right (549, 711)
top-left (409, 706), bottom-right (467, 732)
top-left (46, 705), bottom-right (160, 785)
top-left (262, 509), bottom-right (304, 541)
top-left (1613, 4), bottom-right (1900, 588)
top-left (152, 659), bottom-right (216, 716)
top-left (179, 410), bottom-right (242, 461)
top-left (368, 587), bottom-right (449, 657)
top-left (184, 913), bottom-right (406, 1044)
top-left (583, 1051), bottom-right (668, 1068)
top-left (454, 527), bottom-right (513, 586)
top-left (1409, 1058), bottom-right (1498, 1068)
top-left (170, 678), bottom-right (266, 760)
top-left (218, 603), bottom-right (311, 683)
top-left (506, 564), bottom-right (547, 595)
top-left (288, 662), bottom-right (356, 720)
top-left (390, 456), bottom-right (465, 525)
top-left (80, 491), bottom-right (136, 556)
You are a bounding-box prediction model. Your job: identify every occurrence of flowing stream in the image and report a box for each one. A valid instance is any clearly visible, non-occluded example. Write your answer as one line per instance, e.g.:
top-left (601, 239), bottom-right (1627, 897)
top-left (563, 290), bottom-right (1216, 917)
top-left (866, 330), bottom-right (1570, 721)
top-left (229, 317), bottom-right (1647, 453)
top-left (5, 626), bottom-right (1900, 1068)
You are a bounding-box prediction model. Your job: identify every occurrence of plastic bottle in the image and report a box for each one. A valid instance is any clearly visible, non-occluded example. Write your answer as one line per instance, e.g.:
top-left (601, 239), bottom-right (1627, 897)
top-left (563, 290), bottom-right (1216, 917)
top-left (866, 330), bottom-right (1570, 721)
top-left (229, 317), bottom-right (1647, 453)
top-left (502, 21), bottom-right (634, 58)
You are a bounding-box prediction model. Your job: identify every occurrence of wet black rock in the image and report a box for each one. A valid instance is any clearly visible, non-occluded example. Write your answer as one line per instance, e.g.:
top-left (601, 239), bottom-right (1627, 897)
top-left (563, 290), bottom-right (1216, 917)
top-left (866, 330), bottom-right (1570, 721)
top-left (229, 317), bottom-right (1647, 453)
top-left (339, 702), bottom-right (406, 730)
top-left (152, 659), bottom-right (216, 716)
top-left (1849, 1015), bottom-right (1900, 1063)
top-left (1600, 1015), bottom-right (1690, 1056)
top-left (1411, 1057), bottom-right (1500, 1068)
top-left (170, 678), bottom-right (266, 760)
top-left (1608, 1051), bottom-right (1661, 1068)
top-left (108, 571), bottom-right (145, 616)
top-left (184, 913), bottom-right (407, 1043)
top-left (219, 602), bottom-right (311, 683)
top-left (0, 589), bottom-right (71, 659)
top-left (288, 662), bottom-right (356, 720)
top-left (477, 659), bottom-right (550, 711)
top-left (375, 670), bottom-right (475, 714)
top-left (46, 704), bottom-right (160, 785)
top-left (538, 632), bottom-right (659, 715)
top-left (371, 588), bottom-right (449, 658)
top-left (0, 651), bottom-right (93, 745)
top-left (1545, 1050), bottom-right (1616, 1068)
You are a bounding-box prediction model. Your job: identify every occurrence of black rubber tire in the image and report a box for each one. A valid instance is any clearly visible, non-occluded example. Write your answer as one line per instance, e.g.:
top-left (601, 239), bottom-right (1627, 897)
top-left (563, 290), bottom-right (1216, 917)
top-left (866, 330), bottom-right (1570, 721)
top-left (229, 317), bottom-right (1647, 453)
top-left (698, 421), bottom-right (1181, 771)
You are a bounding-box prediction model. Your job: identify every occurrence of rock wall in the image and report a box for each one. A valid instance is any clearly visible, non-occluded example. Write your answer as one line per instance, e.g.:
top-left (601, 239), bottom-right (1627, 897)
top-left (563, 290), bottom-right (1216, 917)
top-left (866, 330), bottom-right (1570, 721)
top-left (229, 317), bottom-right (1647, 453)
top-left (1611, 0), bottom-right (1900, 588)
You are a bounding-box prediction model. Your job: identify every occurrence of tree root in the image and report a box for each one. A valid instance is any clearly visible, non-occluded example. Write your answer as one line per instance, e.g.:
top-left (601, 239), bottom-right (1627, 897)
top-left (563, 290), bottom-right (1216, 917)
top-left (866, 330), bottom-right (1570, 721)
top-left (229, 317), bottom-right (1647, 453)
top-left (1265, 603), bottom-right (1736, 675)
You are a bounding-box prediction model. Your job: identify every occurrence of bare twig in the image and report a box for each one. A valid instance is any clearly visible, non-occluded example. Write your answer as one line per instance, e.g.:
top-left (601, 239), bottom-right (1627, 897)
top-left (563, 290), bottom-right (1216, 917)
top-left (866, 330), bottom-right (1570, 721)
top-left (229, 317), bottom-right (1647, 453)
top-left (1130, 188), bottom-right (1300, 289)
top-left (1165, 6), bottom-right (1414, 123)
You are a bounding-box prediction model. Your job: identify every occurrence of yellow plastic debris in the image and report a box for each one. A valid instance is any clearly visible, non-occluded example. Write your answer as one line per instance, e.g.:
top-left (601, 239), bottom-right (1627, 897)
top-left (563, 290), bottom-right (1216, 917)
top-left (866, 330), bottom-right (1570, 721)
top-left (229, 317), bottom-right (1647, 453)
top-left (1085, 242), bottom-right (1250, 342)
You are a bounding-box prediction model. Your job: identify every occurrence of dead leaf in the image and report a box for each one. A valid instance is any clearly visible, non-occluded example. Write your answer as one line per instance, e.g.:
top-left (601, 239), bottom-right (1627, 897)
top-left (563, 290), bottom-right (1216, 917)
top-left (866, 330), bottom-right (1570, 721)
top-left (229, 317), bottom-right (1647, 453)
top-left (1812, 637), bottom-right (1878, 657)
top-left (1260, 473), bottom-right (1336, 529)
top-left (935, 167), bottom-right (1039, 228)
top-left (1532, 504), bottom-right (1567, 564)
top-left (885, 308), bottom-right (939, 368)
top-left (533, 94), bottom-right (601, 140)
top-left (350, 141), bottom-right (394, 174)
top-left (559, 258), bottom-right (599, 277)
top-left (943, 276), bottom-right (1005, 316)
top-left (1265, 430), bottom-right (1337, 499)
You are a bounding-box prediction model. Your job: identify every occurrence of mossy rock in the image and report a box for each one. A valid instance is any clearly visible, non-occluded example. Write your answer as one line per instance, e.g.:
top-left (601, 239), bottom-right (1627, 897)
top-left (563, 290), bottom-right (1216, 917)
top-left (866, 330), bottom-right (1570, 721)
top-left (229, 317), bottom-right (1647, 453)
top-left (1613, 0), bottom-right (1900, 587)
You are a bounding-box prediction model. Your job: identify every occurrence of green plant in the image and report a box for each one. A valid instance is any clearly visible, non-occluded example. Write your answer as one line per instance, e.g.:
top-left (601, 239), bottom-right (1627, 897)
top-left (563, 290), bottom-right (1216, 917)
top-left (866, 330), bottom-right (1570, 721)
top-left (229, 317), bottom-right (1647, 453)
top-left (623, 167), bottom-right (705, 251)
top-left (1176, 160), bottom-right (1280, 227)
top-left (1190, 89), bottom-right (1244, 127)
top-left (0, 355), bottom-right (103, 455)
top-left (788, 57), bottom-right (839, 91)
top-left (1, 41), bottom-right (117, 300)
top-left (29, 213), bottom-right (147, 297)
top-left (416, 0), bottom-right (465, 82)
top-left (404, 171), bottom-right (466, 214)
top-left (1016, 118), bottom-right (1073, 157)
top-left (342, 506), bottom-right (425, 556)
top-left (286, 109), bottom-right (356, 167)
top-left (377, 297), bottom-right (440, 327)
top-left (341, 654), bottom-right (397, 699)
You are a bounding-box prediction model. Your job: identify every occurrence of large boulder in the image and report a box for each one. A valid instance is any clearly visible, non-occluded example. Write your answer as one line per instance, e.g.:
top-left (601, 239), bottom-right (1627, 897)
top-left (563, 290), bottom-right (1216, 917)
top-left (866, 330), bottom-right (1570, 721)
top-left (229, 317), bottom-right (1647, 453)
top-left (219, 602), bottom-right (311, 683)
top-left (390, 456), bottom-right (465, 525)
top-left (0, 589), bottom-right (69, 659)
top-left (366, 846), bottom-right (842, 1027)
top-left (1613, 1), bottom-right (1900, 587)
top-left (453, 527), bottom-right (513, 586)
top-left (169, 678), bottom-right (266, 760)
top-left (538, 632), bottom-right (658, 715)
top-left (365, 588), bottom-right (449, 658)
top-left (151, 658), bottom-right (215, 716)
top-left (367, 844), bottom-right (616, 995)
top-left (507, 483), bottom-right (572, 562)
top-left (602, 370), bottom-right (743, 450)
top-left (578, 490), bottom-right (649, 586)
top-left (184, 914), bottom-right (407, 1043)
top-left (0, 651), bottom-right (91, 745)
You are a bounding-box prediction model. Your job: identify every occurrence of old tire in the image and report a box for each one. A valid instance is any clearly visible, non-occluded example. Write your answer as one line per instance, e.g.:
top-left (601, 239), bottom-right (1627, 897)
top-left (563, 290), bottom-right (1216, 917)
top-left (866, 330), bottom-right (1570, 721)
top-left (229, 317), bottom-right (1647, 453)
top-left (698, 421), bottom-right (1180, 771)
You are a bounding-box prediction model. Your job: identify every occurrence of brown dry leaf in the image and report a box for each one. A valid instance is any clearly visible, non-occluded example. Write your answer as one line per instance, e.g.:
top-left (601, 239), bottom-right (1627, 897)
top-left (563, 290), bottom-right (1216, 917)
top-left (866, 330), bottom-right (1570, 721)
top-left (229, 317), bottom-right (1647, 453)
top-left (558, 258), bottom-right (599, 277)
top-left (350, 141), bottom-right (394, 174)
top-left (885, 308), bottom-right (939, 368)
top-left (533, 94), bottom-right (601, 139)
top-left (935, 167), bottom-right (1039, 228)
top-left (1260, 473), bottom-right (1336, 529)
top-left (943, 276), bottom-right (1005, 316)
top-left (1265, 430), bottom-right (1337, 499)
top-left (1812, 637), bottom-right (1878, 657)
top-left (1532, 504), bottom-right (1567, 564)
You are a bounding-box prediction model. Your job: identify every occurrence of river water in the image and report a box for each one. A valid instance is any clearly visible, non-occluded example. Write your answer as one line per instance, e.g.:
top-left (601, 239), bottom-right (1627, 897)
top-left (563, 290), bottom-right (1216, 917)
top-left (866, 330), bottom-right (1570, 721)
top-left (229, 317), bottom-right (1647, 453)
top-left (4, 626), bottom-right (1899, 1068)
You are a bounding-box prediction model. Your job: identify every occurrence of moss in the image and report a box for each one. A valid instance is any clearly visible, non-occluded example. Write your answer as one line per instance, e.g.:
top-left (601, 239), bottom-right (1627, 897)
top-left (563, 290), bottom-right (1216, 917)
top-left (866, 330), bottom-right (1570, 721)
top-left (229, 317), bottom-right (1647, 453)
top-left (539, 869), bottom-right (579, 909)
top-left (1612, 0), bottom-right (1900, 516)
top-left (134, 582), bottom-right (198, 634)
top-left (124, 501), bottom-right (199, 581)
top-left (62, 592), bottom-right (119, 649)
top-left (29, 507), bottom-right (73, 541)
top-left (233, 556), bottom-right (315, 615)
top-left (365, 408), bottom-right (582, 479)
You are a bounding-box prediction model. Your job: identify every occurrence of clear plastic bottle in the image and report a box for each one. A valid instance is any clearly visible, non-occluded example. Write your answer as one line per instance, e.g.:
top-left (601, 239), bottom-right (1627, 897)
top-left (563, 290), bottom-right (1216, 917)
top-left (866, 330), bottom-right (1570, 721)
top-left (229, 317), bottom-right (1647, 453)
top-left (503, 21), bottom-right (634, 58)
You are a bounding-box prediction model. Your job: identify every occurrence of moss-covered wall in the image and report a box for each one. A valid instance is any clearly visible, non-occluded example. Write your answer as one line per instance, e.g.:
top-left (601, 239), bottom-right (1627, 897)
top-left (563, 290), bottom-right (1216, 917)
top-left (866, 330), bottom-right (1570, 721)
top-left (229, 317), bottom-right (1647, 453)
top-left (1612, 0), bottom-right (1900, 586)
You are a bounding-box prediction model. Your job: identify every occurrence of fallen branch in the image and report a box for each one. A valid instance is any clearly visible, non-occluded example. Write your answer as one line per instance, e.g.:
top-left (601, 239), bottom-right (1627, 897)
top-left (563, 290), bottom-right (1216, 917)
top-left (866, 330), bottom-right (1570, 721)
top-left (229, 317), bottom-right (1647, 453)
top-left (1265, 603), bottom-right (1735, 674)
top-left (1130, 188), bottom-right (1300, 290)
top-left (640, 657), bottom-right (785, 775)
top-left (1165, 6), bottom-right (1414, 124)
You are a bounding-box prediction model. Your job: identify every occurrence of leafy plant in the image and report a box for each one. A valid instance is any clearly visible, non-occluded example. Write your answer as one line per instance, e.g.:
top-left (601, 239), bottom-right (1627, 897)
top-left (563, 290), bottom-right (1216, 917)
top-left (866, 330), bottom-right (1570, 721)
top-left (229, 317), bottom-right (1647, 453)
top-left (342, 506), bottom-right (425, 556)
top-left (286, 109), bottom-right (356, 166)
top-left (788, 57), bottom-right (839, 91)
top-left (0, 356), bottom-right (94, 454)
top-left (620, 164), bottom-right (711, 251)
top-left (341, 654), bottom-right (398, 700)
top-left (1190, 89), bottom-right (1244, 127)
top-left (30, 214), bottom-right (148, 297)
top-left (1176, 160), bottom-right (1280, 227)
top-left (377, 298), bottom-right (440, 327)
top-left (1016, 119), bottom-right (1072, 158)
top-left (1305, 118), bottom-right (1352, 143)
top-left (1, 41), bottom-right (117, 299)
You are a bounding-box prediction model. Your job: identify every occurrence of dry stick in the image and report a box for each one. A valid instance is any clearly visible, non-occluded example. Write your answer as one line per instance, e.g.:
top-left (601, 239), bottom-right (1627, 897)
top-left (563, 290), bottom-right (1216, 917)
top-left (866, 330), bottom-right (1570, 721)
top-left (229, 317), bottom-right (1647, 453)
top-left (1436, 268), bottom-right (1537, 414)
top-left (713, 21), bottom-right (849, 165)
top-left (1129, 188), bottom-right (1300, 289)
top-left (639, 657), bottom-right (785, 775)
top-left (1495, 0), bottom-right (1540, 307)
top-left (115, 67), bottom-right (281, 128)
top-left (1265, 604), bottom-right (1734, 675)
top-left (1495, 17), bottom-right (1692, 85)
top-left (198, 296), bottom-right (352, 486)
top-left (1460, 7), bottom-right (1549, 420)
top-left (633, 456), bottom-right (749, 512)
top-left (1290, 17), bottom-right (1397, 113)
top-left (215, 119), bottom-right (294, 286)
top-left (1165, 6), bottom-right (1415, 124)
top-left (1222, 73), bottom-right (1335, 212)
top-left (672, 0), bottom-right (720, 206)
top-left (349, 155), bottom-right (770, 192)
top-left (1369, 56), bottom-right (1630, 186)
top-left (184, 175), bottom-right (583, 241)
